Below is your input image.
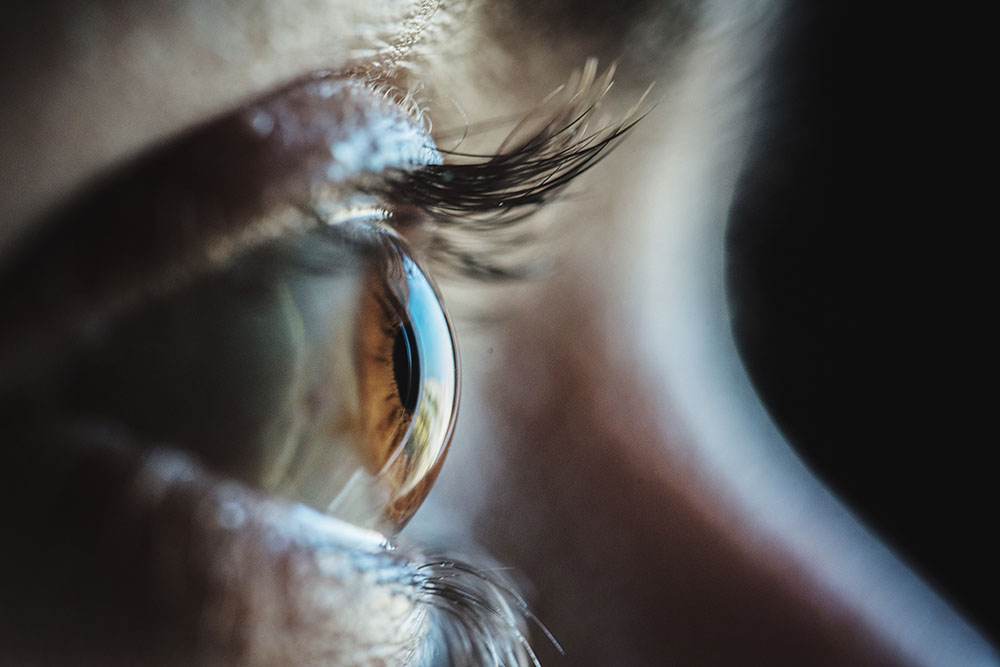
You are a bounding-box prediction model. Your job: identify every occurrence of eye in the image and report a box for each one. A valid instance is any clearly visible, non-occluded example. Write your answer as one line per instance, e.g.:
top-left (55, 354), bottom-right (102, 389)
top-left (347, 237), bottom-right (459, 528)
top-left (0, 62), bottom-right (630, 538)
top-left (0, 77), bottom-right (458, 533)
top-left (263, 223), bottom-right (460, 530)
top-left (1, 56), bottom-right (637, 664)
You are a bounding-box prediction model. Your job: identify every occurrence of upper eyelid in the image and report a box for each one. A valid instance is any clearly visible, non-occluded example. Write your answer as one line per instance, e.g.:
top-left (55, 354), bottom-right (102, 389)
top-left (0, 60), bottom-right (637, 386)
top-left (0, 58), bottom-right (638, 382)
top-left (0, 75), bottom-right (440, 386)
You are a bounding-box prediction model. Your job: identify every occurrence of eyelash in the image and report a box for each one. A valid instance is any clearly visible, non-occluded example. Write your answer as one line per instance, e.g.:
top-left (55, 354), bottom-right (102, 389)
top-left (379, 62), bottom-right (641, 280)
top-left (416, 554), bottom-right (564, 667)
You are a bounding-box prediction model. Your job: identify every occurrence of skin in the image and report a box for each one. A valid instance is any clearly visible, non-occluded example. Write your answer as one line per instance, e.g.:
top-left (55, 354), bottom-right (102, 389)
top-left (1, 0), bottom-right (996, 664)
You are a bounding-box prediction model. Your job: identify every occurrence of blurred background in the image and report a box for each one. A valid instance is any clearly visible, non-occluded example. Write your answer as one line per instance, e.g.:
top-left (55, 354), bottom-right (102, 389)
top-left (728, 2), bottom-right (996, 641)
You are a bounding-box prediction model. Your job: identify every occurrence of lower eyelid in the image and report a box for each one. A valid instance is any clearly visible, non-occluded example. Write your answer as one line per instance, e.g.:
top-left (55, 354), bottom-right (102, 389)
top-left (2, 423), bottom-right (432, 664)
top-left (3, 420), bottom-right (539, 665)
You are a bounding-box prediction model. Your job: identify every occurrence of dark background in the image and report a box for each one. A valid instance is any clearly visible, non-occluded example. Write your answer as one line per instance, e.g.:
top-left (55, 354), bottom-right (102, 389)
top-left (728, 3), bottom-right (995, 642)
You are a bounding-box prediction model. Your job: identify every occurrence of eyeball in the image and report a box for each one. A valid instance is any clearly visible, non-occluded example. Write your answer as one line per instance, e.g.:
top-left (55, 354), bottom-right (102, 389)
top-left (353, 242), bottom-right (459, 527)
top-left (270, 227), bottom-right (460, 530)
top-left (43, 218), bottom-right (458, 533)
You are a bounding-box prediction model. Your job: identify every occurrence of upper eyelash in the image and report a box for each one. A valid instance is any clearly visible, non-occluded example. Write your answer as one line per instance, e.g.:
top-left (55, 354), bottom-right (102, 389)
top-left (378, 60), bottom-right (645, 280)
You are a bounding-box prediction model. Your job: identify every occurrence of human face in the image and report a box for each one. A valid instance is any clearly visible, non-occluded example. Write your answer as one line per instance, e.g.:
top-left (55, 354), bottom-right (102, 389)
top-left (1, 1), bottom-right (995, 665)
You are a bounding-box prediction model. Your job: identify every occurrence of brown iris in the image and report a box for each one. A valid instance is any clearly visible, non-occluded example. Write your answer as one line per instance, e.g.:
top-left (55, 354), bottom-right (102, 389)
top-left (341, 232), bottom-right (459, 529)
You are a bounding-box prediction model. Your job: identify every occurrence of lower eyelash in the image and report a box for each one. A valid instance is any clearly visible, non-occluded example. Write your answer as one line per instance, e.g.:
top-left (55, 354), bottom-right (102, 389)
top-left (416, 555), bottom-right (563, 667)
top-left (378, 59), bottom-right (646, 280)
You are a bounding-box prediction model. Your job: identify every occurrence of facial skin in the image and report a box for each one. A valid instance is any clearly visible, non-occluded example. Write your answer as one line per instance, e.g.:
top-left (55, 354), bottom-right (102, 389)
top-left (1, 1), bottom-right (996, 665)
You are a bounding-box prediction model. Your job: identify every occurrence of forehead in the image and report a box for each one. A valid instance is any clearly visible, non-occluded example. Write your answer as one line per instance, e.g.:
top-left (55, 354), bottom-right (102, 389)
top-left (0, 0), bottom-right (433, 250)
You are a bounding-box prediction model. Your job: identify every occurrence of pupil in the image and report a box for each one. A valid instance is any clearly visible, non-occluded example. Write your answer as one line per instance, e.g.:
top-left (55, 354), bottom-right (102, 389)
top-left (392, 321), bottom-right (419, 413)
